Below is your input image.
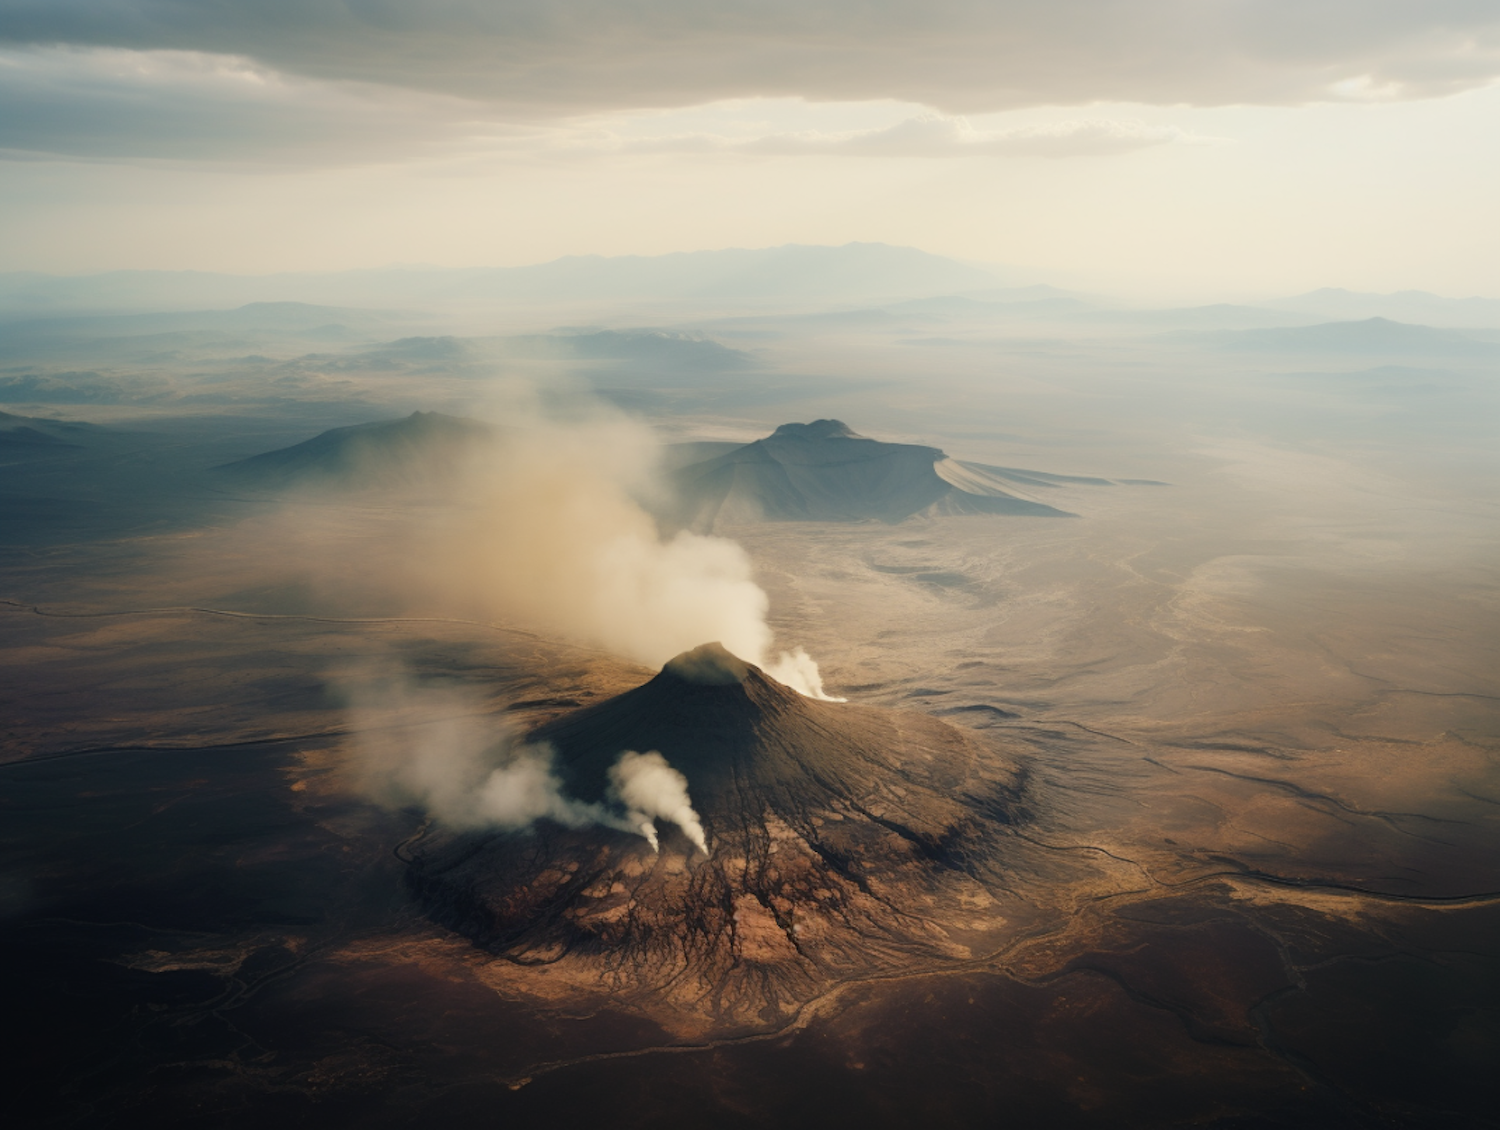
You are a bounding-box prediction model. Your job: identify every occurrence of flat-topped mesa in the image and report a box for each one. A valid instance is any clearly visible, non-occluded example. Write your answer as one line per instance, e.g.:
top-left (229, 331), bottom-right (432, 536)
top-left (767, 418), bottom-right (864, 442)
top-left (668, 419), bottom-right (1075, 528)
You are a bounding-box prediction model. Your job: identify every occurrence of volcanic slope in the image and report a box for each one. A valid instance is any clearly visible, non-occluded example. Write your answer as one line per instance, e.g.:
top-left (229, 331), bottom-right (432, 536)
top-left (405, 644), bottom-right (1076, 1031)
top-left (214, 410), bottom-right (497, 491)
top-left (666, 419), bottom-right (1095, 529)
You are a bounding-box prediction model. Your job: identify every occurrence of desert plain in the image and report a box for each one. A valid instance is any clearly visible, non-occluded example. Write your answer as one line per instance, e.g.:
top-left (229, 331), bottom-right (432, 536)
top-left (2, 262), bottom-right (1498, 1127)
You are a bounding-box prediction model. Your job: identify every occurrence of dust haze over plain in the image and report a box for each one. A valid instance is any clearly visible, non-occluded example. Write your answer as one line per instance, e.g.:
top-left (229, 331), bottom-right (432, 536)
top-left (2, 3), bottom-right (1500, 1127)
top-left (4, 3), bottom-right (1500, 297)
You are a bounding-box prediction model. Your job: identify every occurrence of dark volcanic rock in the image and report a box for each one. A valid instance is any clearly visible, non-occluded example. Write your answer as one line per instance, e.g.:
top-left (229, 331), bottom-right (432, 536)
top-left (542, 642), bottom-right (1004, 819)
top-left (405, 644), bottom-right (1039, 1027)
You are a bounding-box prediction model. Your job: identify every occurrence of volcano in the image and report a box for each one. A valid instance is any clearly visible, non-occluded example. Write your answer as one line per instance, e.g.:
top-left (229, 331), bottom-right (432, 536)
top-left (405, 644), bottom-right (1042, 1028)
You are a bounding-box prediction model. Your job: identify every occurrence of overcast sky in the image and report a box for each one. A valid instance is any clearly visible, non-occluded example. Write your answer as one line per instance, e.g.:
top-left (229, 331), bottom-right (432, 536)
top-left (2, 1), bottom-right (1498, 298)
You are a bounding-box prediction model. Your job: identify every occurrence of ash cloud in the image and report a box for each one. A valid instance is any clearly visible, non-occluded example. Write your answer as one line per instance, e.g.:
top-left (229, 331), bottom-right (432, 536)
top-left (269, 388), bottom-right (838, 699)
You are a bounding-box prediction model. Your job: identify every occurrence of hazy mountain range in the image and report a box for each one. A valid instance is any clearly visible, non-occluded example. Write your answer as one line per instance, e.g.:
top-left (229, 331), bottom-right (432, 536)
top-left (1200, 317), bottom-right (1500, 357)
top-left (1274, 287), bottom-right (1500, 328)
top-left (5, 243), bottom-right (1496, 328)
top-left (0, 243), bottom-right (1008, 316)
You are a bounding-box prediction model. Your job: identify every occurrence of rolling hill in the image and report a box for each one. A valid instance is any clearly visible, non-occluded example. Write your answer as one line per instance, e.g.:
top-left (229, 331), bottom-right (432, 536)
top-left (214, 411), bottom-right (497, 491)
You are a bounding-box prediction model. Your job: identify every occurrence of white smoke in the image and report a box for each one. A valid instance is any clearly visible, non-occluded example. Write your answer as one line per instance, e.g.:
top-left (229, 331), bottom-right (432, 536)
top-left (345, 668), bottom-right (614, 832)
top-left (344, 667), bottom-right (710, 853)
top-left (608, 750), bottom-right (711, 857)
top-left (764, 646), bottom-right (845, 702)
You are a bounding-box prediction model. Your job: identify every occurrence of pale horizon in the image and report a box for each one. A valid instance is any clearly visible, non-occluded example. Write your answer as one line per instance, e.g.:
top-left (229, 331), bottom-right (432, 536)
top-left (3, 5), bottom-right (1500, 302)
top-left (7, 237), bottom-right (1500, 312)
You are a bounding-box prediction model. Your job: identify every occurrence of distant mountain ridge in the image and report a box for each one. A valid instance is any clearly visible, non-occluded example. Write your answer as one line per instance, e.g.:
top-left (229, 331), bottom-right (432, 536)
top-left (0, 302), bottom-right (409, 362)
top-left (0, 301), bottom-right (396, 334)
top-left (0, 409), bottom-right (105, 451)
top-left (0, 243), bottom-right (1007, 316)
top-left (1272, 288), bottom-right (1500, 329)
top-left (501, 328), bottom-right (751, 369)
top-left (1202, 317), bottom-right (1499, 356)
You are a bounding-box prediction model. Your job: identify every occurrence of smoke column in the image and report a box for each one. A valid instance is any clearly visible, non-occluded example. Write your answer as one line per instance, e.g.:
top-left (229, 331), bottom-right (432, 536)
top-left (608, 750), bottom-right (711, 857)
top-left (237, 387), bottom-right (839, 697)
top-left (397, 393), bottom-right (841, 700)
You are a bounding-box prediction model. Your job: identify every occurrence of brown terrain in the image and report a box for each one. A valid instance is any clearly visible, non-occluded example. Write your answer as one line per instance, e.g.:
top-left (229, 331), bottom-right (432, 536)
top-left (2, 300), bottom-right (1497, 1127)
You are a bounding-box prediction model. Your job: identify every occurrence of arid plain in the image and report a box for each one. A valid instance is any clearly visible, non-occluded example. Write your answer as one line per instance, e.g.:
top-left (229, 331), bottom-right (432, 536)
top-left (3, 273), bottom-right (1498, 1127)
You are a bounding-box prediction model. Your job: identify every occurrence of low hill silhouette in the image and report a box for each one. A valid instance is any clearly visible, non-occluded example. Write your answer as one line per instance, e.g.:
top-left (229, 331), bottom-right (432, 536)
top-left (0, 409), bottom-right (103, 450)
top-left (1206, 317), bottom-right (1498, 357)
top-left (214, 411), bottom-right (496, 490)
top-left (501, 328), bottom-right (751, 370)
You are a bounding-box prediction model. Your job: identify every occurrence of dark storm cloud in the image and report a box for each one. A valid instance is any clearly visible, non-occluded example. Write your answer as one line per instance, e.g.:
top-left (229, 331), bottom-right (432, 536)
top-left (3, 1), bottom-right (1499, 113)
top-left (0, 45), bottom-right (483, 162)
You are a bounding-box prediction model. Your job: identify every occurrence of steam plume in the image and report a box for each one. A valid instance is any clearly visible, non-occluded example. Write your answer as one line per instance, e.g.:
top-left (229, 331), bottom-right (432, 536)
top-left (764, 647), bottom-right (843, 702)
top-left (608, 750), bottom-right (711, 857)
top-left (344, 667), bottom-right (710, 854)
top-left (345, 668), bottom-right (614, 832)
